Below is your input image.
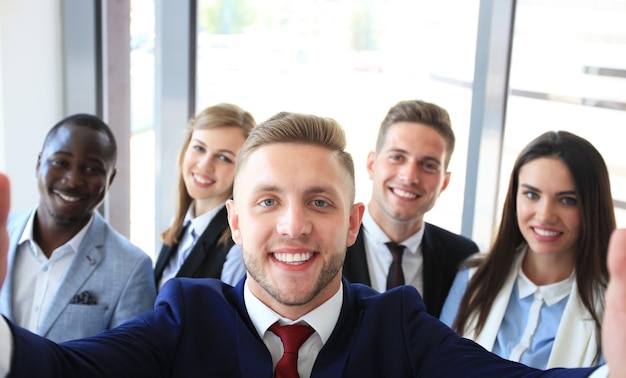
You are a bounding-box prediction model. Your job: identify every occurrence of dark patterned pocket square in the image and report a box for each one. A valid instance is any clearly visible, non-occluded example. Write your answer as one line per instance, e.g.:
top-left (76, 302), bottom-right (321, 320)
top-left (70, 291), bottom-right (98, 305)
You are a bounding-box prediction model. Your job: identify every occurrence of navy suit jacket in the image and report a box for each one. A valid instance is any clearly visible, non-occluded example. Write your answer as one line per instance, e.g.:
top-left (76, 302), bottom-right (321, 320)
top-left (8, 277), bottom-right (594, 377)
top-left (154, 205), bottom-right (235, 285)
top-left (343, 223), bottom-right (479, 318)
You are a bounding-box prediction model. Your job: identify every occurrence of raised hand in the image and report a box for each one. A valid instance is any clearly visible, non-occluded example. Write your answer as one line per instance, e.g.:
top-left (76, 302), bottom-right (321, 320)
top-left (603, 228), bottom-right (626, 378)
top-left (0, 173), bottom-right (9, 287)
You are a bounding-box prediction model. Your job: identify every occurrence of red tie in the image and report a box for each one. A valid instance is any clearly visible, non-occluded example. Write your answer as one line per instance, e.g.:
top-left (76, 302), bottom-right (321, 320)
top-left (386, 242), bottom-right (405, 290)
top-left (269, 322), bottom-right (314, 378)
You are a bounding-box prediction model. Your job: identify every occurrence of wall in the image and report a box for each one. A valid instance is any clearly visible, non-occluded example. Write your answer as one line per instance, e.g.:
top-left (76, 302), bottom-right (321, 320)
top-left (0, 0), bottom-right (63, 213)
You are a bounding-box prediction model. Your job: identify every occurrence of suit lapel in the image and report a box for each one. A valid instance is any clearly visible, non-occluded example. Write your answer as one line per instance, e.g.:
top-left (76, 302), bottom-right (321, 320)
top-left (37, 214), bottom-right (105, 336)
top-left (230, 279), bottom-right (275, 378)
top-left (176, 206), bottom-right (229, 278)
top-left (154, 223), bottom-right (188, 283)
top-left (312, 278), bottom-right (357, 376)
top-left (0, 211), bottom-right (32, 319)
top-left (343, 226), bottom-right (371, 285)
top-left (547, 281), bottom-right (598, 367)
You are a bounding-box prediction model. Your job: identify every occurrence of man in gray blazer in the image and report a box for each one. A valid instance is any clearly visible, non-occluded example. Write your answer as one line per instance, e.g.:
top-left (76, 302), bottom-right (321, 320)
top-left (0, 114), bottom-right (156, 342)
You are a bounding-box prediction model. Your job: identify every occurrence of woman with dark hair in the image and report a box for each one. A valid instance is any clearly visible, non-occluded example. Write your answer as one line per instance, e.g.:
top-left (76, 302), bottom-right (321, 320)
top-left (154, 103), bottom-right (255, 290)
top-left (440, 130), bottom-right (615, 368)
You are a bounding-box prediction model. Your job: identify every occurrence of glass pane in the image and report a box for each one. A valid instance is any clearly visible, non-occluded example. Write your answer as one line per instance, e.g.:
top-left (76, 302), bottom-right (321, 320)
top-left (195, 0), bottom-right (479, 234)
top-left (130, 0), bottom-right (156, 258)
top-left (499, 0), bottom-right (626, 228)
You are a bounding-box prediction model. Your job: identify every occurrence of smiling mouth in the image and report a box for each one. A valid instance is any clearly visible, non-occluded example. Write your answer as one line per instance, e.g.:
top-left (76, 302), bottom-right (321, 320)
top-left (391, 188), bottom-right (418, 199)
top-left (193, 173), bottom-right (215, 185)
top-left (533, 227), bottom-right (561, 237)
top-left (273, 252), bottom-right (314, 265)
top-left (54, 191), bottom-right (84, 203)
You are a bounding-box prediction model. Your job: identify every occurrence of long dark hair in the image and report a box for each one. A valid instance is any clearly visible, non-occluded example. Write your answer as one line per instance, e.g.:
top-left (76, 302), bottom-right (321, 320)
top-left (452, 131), bottom-right (615, 362)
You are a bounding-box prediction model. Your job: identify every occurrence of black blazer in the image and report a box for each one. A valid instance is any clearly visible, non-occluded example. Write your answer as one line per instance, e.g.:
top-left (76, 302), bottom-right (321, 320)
top-left (343, 222), bottom-right (479, 318)
top-left (154, 205), bottom-right (235, 286)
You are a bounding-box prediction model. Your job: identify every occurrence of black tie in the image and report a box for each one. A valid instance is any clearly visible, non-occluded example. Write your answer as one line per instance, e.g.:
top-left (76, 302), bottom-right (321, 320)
top-left (385, 242), bottom-right (405, 290)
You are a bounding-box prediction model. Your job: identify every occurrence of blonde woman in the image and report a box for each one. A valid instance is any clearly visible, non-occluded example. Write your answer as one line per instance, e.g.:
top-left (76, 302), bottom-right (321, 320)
top-left (154, 103), bottom-right (255, 290)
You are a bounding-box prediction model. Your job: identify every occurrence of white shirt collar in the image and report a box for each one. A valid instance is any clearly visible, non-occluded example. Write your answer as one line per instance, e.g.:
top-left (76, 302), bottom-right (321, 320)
top-left (18, 209), bottom-right (94, 257)
top-left (361, 206), bottom-right (424, 255)
top-left (244, 278), bottom-right (343, 344)
top-left (517, 265), bottom-right (574, 306)
top-left (184, 200), bottom-right (225, 236)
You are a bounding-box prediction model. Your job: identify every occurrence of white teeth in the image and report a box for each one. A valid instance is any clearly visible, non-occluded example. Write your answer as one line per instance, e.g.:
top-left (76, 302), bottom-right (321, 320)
top-left (274, 252), bottom-right (314, 265)
top-left (534, 228), bottom-right (560, 237)
top-left (193, 174), bottom-right (213, 184)
top-left (56, 192), bottom-right (81, 202)
top-left (392, 188), bottom-right (417, 199)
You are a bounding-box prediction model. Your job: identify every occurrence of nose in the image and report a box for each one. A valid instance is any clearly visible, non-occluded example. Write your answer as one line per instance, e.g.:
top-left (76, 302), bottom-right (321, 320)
top-left (198, 154), bottom-right (215, 172)
top-left (398, 162), bottom-right (419, 184)
top-left (536, 199), bottom-right (558, 223)
top-left (276, 203), bottom-right (312, 238)
top-left (62, 167), bottom-right (84, 188)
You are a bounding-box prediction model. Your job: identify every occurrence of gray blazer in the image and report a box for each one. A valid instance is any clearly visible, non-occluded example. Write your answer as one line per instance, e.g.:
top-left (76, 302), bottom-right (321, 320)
top-left (0, 209), bottom-right (156, 342)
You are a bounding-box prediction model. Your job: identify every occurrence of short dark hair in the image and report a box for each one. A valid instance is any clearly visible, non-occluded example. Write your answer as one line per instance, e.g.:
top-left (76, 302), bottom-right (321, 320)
top-left (43, 114), bottom-right (117, 164)
top-left (377, 100), bottom-right (455, 168)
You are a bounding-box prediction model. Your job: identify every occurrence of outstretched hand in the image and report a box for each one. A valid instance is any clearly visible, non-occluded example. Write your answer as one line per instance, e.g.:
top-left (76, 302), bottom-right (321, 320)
top-left (603, 228), bottom-right (626, 378)
top-left (0, 173), bottom-right (9, 288)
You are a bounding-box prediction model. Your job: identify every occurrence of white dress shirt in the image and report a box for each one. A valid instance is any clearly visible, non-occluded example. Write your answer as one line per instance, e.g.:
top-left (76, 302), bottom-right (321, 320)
top-left (13, 210), bottom-right (93, 333)
top-left (361, 207), bottom-right (424, 293)
top-left (244, 280), bottom-right (342, 378)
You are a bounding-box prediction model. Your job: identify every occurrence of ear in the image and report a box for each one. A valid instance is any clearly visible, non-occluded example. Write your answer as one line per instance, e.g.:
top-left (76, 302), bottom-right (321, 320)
top-left (366, 151), bottom-right (376, 180)
top-left (226, 199), bottom-right (242, 245)
top-left (35, 153), bottom-right (42, 176)
top-left (346, 202), bottom-right (365, 247)
top-left (108, 168), bottom-right (117, 187)
top-left (439, 171), bottom-right (451, 194)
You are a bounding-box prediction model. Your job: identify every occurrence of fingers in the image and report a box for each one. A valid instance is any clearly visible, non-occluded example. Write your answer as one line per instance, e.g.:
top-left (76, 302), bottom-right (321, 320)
top-left (608, 229), bottom-right (626, 279)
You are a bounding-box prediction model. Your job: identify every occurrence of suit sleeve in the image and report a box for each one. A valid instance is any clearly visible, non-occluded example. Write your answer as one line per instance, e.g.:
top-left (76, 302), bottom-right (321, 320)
top-left (400, 287), bottom-right (594, 377)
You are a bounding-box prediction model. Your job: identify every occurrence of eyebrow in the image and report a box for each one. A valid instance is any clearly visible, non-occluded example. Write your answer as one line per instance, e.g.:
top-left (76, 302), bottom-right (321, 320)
top-left (520, 183), bottom-right (577, 196)
top-left (50, 151), bottom-right (107, 166)
top-left (386, 147), bottom-right (442, 164)
top-left (191, 139), bottom-right (237, 156)
top-left (253, 184), bottom-right (338, 197)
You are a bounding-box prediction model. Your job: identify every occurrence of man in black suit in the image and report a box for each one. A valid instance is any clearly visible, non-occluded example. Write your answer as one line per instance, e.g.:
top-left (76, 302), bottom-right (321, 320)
top-left (343, 100), bottom-right (478, 317)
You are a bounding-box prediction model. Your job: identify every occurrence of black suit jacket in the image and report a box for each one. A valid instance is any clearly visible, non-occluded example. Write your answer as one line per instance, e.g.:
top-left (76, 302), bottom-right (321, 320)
top-left (154, 205), bottom-right (235, 286)
top-left (343, 222), bottom-right (478, 318)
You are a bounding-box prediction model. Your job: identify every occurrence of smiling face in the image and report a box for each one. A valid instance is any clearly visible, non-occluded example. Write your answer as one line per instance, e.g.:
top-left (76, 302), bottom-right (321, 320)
top-left (182, 127), bottom-right (247, 215)
top-left (226, 143), bottom-right (363, 319)
top-left (516, 157), bottom-right (581, 266)
top-left (36, 124), bottom-right (116, 228)
top-left (367, 122), bottom-right (450, 236)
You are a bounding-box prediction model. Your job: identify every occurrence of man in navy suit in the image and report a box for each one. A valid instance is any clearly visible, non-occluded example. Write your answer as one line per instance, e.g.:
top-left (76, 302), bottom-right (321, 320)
top-left (343, 100), bottom-right (478, 318)
top-left (0, 112), bottom-right (617, 377)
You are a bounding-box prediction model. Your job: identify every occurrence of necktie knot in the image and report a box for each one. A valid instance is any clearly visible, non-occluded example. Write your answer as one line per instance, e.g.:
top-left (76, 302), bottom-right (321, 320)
top-left (385, 242), bottom-right (406, 290)
top-left (270, 322), bottom-right (314, 378)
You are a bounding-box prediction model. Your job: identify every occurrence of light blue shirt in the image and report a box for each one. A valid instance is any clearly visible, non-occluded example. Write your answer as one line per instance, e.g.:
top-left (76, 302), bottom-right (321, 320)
top-left (440, 267), bottom-right (574, 369)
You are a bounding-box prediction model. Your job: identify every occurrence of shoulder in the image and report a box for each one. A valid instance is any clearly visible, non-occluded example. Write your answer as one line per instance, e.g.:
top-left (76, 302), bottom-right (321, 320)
top-left (424, 223), bottom-right (479, 250)
top-left (96, 216), bottom-right (151, 261)
top-left (7, 209), bottom-right (31, 231)
top-left (346, 280), bottom-right (427, 314)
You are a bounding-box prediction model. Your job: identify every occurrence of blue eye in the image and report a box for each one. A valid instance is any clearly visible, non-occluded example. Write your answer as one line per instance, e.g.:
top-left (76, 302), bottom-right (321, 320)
top-left (260, 199), bottom-right (276, 207)
top-left (312, 199), bottom-right (328, 208)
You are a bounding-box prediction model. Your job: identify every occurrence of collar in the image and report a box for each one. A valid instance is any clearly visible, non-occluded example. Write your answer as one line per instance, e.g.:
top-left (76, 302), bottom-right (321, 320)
top-left (18, 209), bottom-right (94, 257)
top-left (244, 279), bottom-right (343, 344)
top-left (184, 201), bottom-right (225, 237)
top-left (362, 206), bottom-right (424, 255)
top-left (517, 265), bottom-right (574, 306)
